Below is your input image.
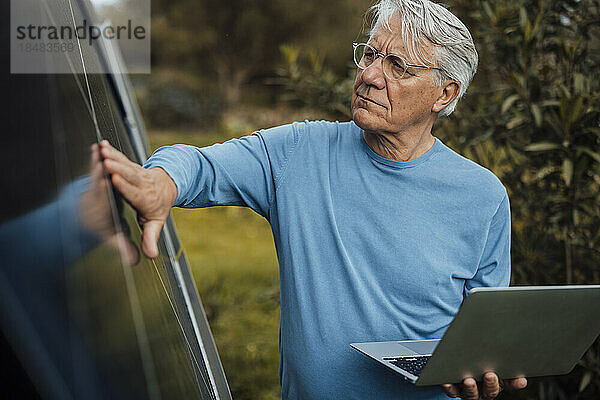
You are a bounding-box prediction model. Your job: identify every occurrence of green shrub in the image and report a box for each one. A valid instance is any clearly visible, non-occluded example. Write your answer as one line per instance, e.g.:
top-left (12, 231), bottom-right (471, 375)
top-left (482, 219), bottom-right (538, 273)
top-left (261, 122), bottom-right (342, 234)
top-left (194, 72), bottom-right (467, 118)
top-left (274, 44), bottom-right (354, 119)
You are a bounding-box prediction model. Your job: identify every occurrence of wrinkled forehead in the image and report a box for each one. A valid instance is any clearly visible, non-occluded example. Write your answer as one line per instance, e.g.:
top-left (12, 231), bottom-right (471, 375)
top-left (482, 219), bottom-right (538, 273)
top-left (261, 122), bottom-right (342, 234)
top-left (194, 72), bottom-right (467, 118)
top-left (368, 24), bottom-right (405, 52)
top-left (368, 12), bottom-right (436, 66)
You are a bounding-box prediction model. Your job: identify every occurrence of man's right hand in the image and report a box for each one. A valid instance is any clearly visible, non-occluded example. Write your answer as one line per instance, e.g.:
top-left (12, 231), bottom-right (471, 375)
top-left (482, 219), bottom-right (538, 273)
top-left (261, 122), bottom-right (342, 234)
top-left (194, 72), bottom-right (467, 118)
top-left (99, 140), bottom-right (178, 258)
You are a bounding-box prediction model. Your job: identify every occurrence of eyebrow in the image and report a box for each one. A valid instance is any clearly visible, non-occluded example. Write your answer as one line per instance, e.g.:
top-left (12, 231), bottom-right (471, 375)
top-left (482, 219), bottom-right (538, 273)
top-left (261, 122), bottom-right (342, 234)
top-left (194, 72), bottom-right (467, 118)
top-left (367, 39), bottom-right (383, 50)
top-left (367, 40), bottom-right (409, 60)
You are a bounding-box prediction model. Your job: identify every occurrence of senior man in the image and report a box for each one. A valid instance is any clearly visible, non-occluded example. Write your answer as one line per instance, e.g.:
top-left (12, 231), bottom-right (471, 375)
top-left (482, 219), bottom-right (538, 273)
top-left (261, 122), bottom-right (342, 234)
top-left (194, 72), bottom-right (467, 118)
top-left (101, 0), bottom-right (528, 398)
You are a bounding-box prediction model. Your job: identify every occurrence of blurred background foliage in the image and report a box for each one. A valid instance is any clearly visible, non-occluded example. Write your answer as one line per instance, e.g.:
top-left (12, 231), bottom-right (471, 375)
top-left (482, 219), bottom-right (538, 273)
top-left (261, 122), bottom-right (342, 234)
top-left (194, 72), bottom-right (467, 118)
top-left (114, 0), bottom-right (600, 398)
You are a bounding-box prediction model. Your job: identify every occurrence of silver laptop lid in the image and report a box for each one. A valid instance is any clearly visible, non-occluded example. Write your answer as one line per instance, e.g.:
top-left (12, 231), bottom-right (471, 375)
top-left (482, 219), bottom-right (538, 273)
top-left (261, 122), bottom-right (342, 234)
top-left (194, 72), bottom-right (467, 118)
top-left (416, 285), bottom-right (600, 385)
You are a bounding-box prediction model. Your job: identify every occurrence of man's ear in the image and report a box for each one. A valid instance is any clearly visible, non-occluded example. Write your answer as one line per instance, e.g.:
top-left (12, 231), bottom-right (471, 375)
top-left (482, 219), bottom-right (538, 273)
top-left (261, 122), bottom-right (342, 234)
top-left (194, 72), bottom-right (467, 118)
top-left (432, 81), bottom-right (460, 113)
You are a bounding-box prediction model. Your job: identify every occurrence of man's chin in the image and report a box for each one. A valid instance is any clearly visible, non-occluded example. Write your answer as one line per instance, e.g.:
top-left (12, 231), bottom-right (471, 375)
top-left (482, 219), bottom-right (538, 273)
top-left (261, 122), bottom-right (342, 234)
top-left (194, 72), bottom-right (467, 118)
top-left (352, 108), bottom-right (378, 132)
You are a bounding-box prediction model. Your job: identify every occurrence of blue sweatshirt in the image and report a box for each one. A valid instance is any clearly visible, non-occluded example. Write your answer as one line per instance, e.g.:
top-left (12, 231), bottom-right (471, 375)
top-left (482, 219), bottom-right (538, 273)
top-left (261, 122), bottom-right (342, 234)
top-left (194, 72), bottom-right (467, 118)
top-left (144, 120), bottom-right (511, 399)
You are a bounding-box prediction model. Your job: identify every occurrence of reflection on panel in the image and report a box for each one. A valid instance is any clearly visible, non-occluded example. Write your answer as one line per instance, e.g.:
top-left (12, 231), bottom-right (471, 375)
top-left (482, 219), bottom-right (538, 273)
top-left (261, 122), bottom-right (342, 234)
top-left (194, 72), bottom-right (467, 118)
top-left (1, 0), bottom-right (230, 399)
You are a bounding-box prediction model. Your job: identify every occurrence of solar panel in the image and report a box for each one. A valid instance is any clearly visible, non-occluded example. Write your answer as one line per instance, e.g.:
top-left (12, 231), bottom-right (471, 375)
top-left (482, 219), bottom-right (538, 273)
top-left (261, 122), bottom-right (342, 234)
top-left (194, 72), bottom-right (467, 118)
top-left (0, 1), bottom-right (230, 398)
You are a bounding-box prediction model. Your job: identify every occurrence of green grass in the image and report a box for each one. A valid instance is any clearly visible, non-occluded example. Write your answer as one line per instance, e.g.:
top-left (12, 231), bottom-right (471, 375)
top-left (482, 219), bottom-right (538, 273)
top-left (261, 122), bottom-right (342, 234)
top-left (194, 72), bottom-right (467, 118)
top-left (148, 122), bottom-right (282, 400)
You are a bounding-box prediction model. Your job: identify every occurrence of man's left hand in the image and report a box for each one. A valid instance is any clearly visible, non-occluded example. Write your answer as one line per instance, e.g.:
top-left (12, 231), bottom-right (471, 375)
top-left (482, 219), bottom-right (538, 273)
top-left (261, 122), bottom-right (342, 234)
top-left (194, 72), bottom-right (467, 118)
top-left (442, 372), bottom-right (527, 399)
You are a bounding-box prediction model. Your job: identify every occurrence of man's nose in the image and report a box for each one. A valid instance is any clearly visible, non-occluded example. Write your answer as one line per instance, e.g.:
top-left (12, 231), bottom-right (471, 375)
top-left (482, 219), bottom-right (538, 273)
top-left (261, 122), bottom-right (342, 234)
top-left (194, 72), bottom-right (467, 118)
top-left (360, 58), bottom-right (386, 89)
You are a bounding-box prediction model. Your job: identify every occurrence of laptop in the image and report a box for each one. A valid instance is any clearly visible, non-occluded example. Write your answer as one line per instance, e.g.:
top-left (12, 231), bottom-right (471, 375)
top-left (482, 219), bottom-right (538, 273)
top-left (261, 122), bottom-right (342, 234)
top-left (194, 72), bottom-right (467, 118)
top-left (351, 285), bottom-right (600, 386)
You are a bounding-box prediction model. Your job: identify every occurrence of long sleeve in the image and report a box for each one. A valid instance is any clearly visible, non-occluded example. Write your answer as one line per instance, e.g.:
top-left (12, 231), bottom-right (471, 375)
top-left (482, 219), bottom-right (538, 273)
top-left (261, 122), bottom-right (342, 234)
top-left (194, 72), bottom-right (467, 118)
top-left (0, 176), bottom-right (99, 272)
top-left (143, 122), bottom-right (304, 219)
top-left (464, 193), bottom-right (512, 295)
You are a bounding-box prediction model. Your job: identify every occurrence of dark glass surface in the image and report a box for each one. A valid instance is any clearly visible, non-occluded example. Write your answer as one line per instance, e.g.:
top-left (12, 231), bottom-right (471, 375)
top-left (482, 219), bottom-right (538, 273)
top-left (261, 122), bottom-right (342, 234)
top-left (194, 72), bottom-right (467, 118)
top-left (1, 1), bottom-right (229, 399)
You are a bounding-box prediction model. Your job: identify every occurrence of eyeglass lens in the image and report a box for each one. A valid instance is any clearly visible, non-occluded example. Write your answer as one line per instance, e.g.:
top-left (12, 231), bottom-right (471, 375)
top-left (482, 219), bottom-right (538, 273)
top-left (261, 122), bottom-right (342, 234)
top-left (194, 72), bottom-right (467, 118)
top-left (353, 43), bottom-right (408, 80)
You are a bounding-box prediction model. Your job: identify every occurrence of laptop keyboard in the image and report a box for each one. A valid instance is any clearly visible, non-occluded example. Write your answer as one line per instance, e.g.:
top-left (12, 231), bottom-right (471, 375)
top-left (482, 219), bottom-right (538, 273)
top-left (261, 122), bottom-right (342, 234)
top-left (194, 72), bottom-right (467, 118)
top-left (388, 355), bottom-right (431, 376)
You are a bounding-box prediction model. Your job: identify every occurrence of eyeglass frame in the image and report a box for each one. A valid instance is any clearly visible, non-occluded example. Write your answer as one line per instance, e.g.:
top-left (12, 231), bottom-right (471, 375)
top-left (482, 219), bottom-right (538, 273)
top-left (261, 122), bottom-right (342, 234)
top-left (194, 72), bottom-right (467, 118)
top-left (352, 42), bottom-right (441, 81)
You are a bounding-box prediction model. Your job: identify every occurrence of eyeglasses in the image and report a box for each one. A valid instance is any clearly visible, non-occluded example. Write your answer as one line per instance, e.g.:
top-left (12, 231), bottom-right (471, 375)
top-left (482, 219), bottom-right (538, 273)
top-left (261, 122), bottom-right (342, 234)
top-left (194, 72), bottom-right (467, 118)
top-left (353, 42), bottom-right (441, 80)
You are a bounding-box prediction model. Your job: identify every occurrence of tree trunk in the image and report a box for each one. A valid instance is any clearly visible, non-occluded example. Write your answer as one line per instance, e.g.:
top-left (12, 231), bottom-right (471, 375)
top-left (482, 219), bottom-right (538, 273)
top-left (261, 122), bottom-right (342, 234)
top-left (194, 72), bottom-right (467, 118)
top-left (564, 226), bottom-right (572, 284)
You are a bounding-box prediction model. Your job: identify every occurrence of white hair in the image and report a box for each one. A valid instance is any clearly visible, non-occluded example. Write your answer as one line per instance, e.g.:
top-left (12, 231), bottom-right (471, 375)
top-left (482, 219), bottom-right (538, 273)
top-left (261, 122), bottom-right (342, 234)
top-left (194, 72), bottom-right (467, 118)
top-left (369, 0), bottom-right (478, 116)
